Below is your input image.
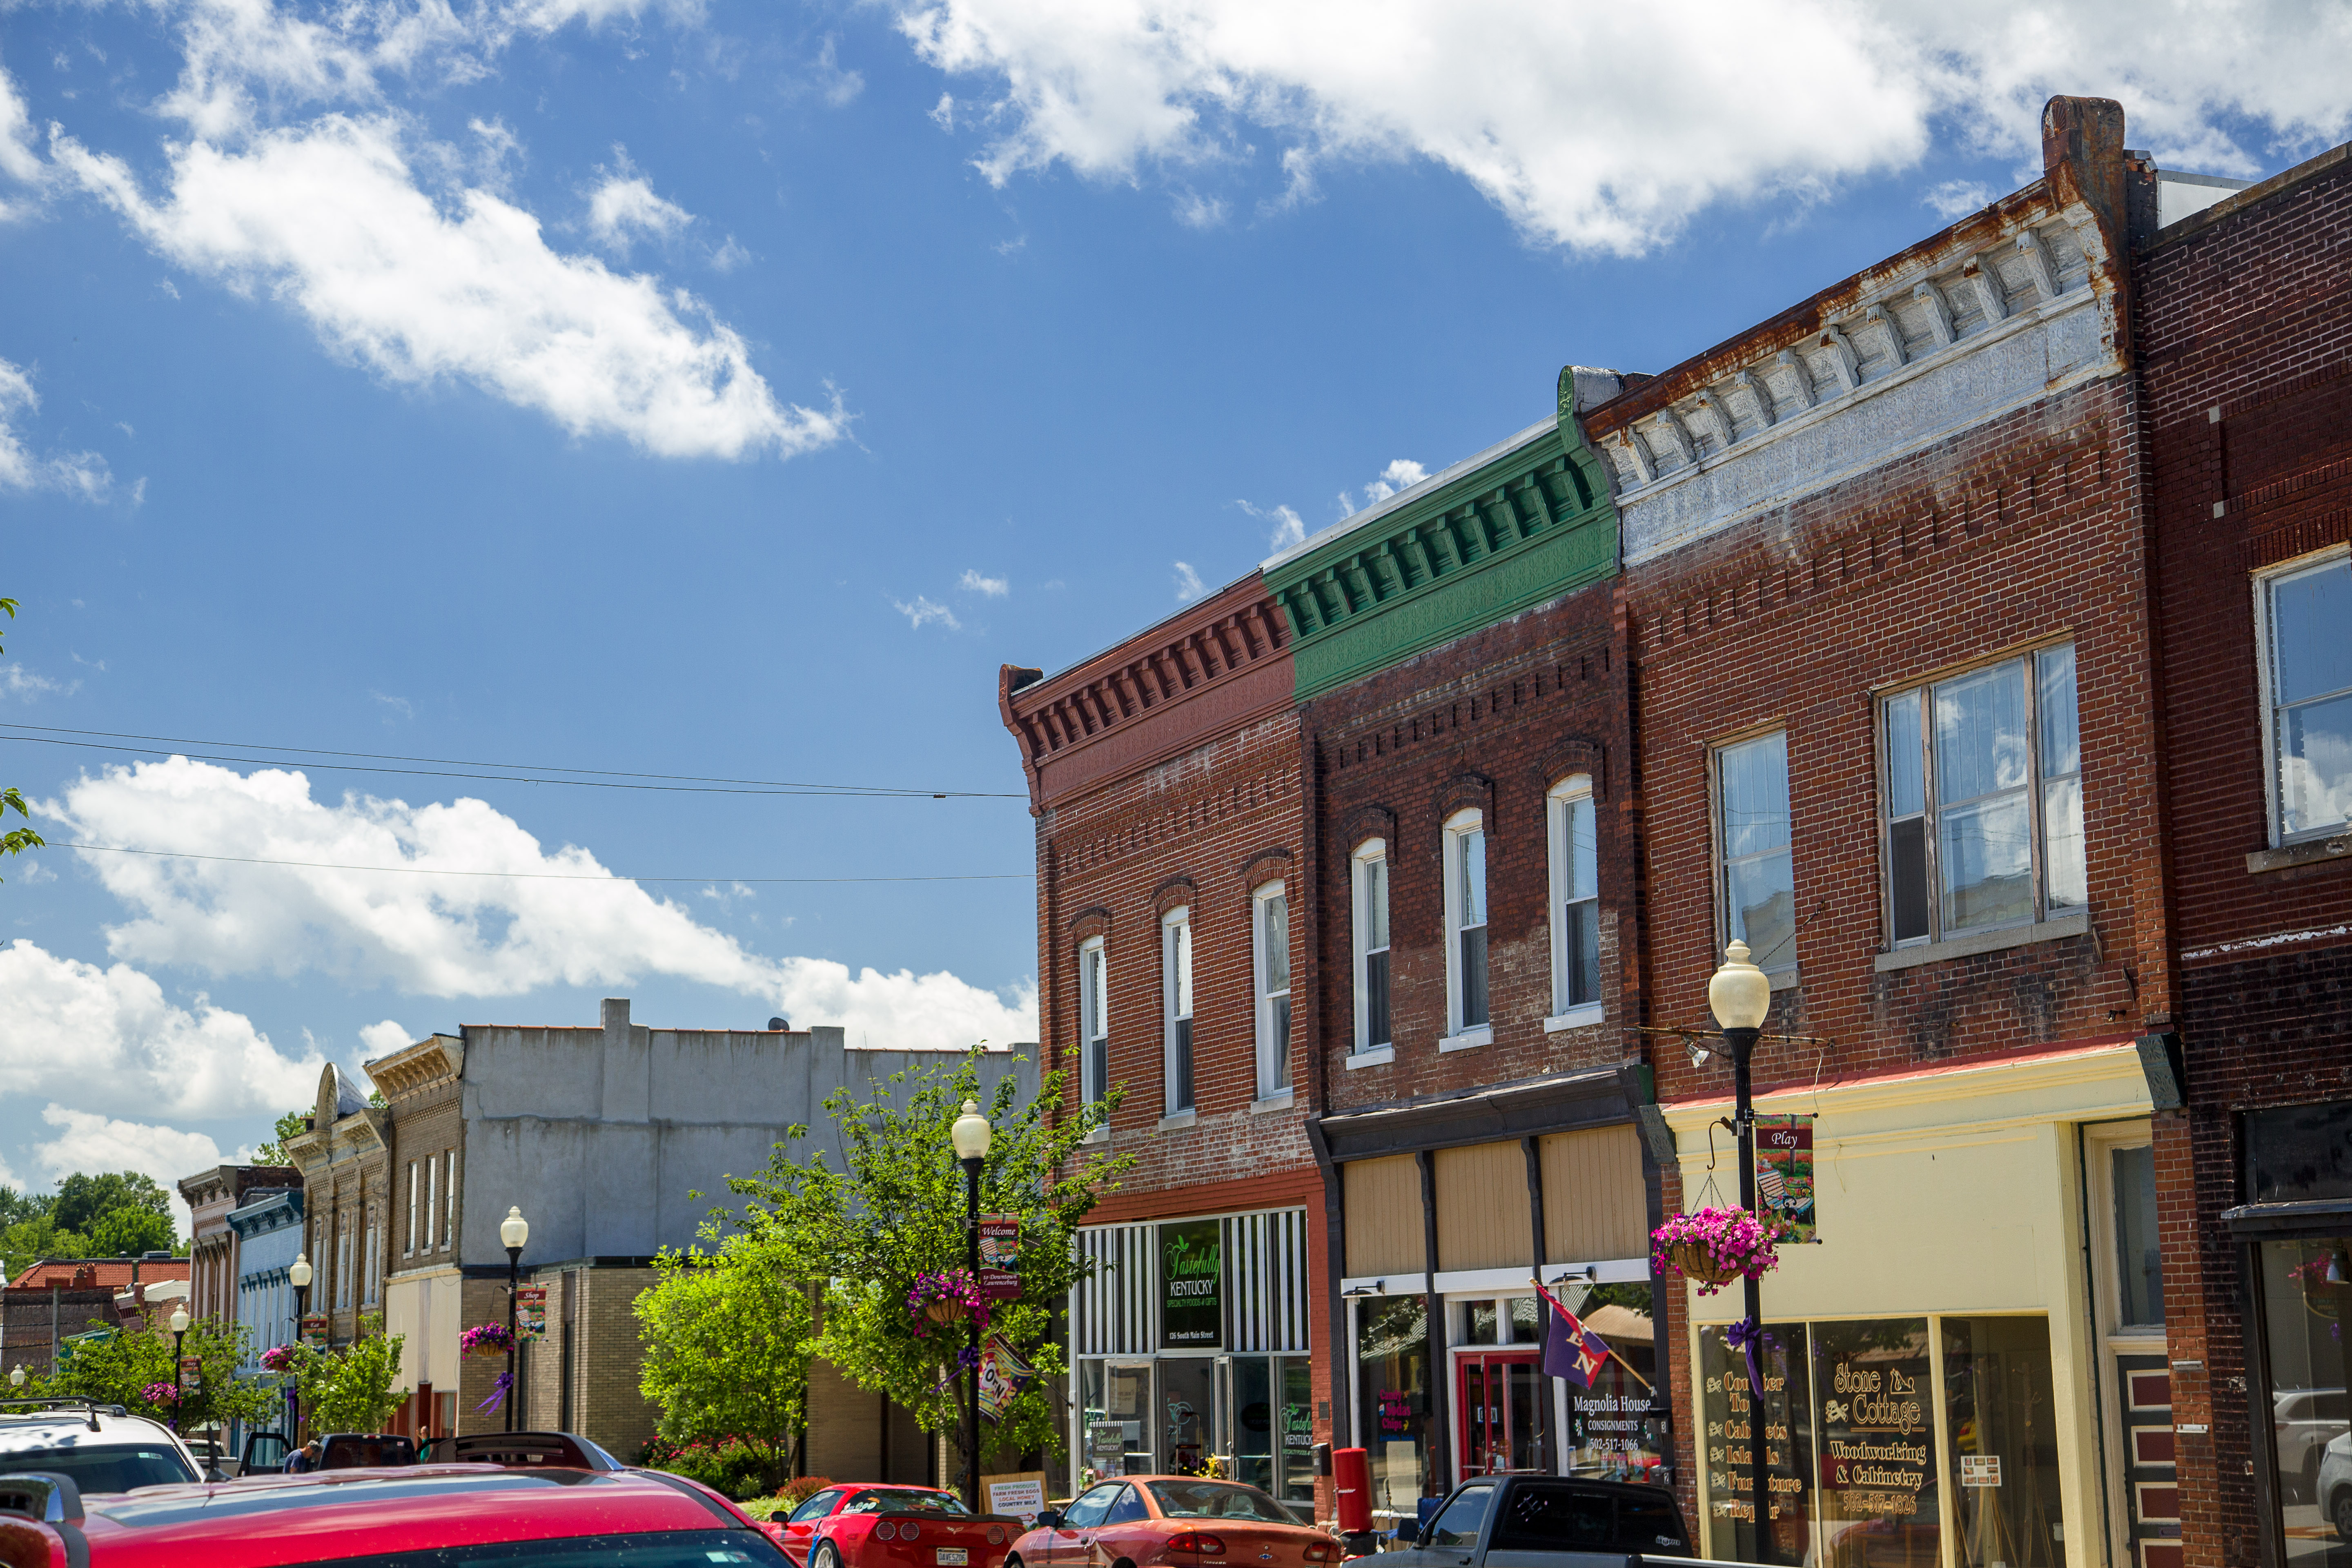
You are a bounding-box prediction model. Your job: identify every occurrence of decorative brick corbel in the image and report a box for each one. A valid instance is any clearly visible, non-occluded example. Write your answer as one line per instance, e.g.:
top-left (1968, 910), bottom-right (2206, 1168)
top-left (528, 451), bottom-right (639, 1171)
top-left (1239, 846), bottom-right (1295, 892)
top-left (1435, 770), bottom-right (1497, 831)
top-left (1339, 804), bottom-right (1397, 854)
top-left (1067, 906), bottom-right (1113, 947)
top-left (1152, 875), bottom-right (1198, 920)
top-left (1535, 735), bottom-right (1609, 801)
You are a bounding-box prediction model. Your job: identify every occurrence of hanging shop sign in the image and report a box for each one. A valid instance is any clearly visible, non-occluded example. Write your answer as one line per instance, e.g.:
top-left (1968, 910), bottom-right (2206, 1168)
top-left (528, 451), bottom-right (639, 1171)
top-left (300, 1314), bottom-right (328, 1346)
top-left (979, 1213), bottom-right (1022, 1301)
top-left (514, 1285), bottom-right (550, 1341)
top-left (1086, 1421), bottom-right (1126, 1477)
top-left (976, 1335), bottom-right (1037, 1421)
top-left (1158, 1219), bottom-right (1223, 1350)
top-left (1754, 1115), bottom-right (1818, 1243)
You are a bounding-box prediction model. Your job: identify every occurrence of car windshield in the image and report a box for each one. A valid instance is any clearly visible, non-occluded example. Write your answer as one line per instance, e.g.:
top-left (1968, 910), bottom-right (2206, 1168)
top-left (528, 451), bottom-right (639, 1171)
top-left (1143, 1482), bottom-right (1295, 1522)
top-left (309, 1530), bottom-right (786, 1566)
top-left (844, 1490), bottom-right (969, 1515)
top-left (0, 1445), bottom-right (198, 1495)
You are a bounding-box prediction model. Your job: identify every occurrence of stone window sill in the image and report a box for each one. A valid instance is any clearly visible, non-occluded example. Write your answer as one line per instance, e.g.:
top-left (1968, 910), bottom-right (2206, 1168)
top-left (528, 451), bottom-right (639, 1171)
top-left (1155, 1110), bottom-right (1198, 1132)
top-left (1080, 1125), bottom-right (1109, 1145)
top-left (1544, 1004), bottom-right (1605, 1033)
top-left (1872, 911), bottom-right (2091, 973)
top-left (1438, 1027), bottom-right (1493, 1053)
top-left (1768, 968), bottom-right (1801, 991)
top-left (2247, 833), bottom-right (2352, 874)
top-left (1249, 1090), bottom-right (1295, 1115)
top-left (1344, 1046), bottom-right (1395, 1070)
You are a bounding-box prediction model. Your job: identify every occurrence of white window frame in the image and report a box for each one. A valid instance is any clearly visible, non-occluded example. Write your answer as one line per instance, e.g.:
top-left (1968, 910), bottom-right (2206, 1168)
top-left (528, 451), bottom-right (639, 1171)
top-left (1078, 935), bottom-right (1109, 1108)
top-left (1546, 775), bottom-right (1604, 1029)
top-left (1350, 839), bottom-right (1392, 1060)
top-left (1713, 730), bottom-right (1799, 978)
top-left (1440, 808), bottom-right (1491, 1050)
top-left (423, 1155), bottom-right (437, 1250)
top-left (443, 1149), bottom-right (457, 1252)
top-left (1161, 906), bottom-right (1194, 1116)
top-left (2254, 543), bottom-right (2352, 846)
top-left (1252, 881), bottom-right (1292, 1101)
top-left (406, 1162), bottom-right (418, 1257)
top-left (1875, 641), bottom-right (2082, 948)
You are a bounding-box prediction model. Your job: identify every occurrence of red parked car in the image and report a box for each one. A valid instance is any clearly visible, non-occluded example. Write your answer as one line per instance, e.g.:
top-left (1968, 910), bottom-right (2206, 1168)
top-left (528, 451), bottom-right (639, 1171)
top-left (771, 1484), bottom-right (1024, 1568)
top-left (0, 1460), bottom-right (789, 1566)
top-left (1008, 1477), bottom-right (1338, 1568)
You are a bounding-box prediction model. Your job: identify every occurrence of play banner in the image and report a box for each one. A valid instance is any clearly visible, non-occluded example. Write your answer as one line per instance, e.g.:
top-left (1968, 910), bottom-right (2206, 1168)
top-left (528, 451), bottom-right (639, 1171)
top-left (1754, 1114), bottom-right (1818, 1243)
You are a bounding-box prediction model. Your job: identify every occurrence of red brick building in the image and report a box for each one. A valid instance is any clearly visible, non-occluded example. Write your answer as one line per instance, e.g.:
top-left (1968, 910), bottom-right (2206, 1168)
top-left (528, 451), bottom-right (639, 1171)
top-left (2136, 139), bottom-right (2352, 1568)
top-left (1588, 98), bottom-right (2179, 1566)
top-left (1261, 376), bottom-right (1665, 1518)
top-left (998, 573), bottom-right (1323, 1506)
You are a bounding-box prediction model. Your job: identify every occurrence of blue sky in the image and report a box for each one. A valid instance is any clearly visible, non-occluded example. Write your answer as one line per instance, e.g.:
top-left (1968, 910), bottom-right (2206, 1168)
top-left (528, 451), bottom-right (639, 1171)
top-left (0, 0), bottom-right (2341, 1230)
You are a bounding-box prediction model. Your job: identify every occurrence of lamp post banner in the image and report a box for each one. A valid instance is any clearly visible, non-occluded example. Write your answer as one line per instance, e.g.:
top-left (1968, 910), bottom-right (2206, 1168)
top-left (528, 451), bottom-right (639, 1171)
top-left (979, 1213), bottom-right (1022, 1300)
top-left (514, 1286), bottom-right (550, 1340)
top-left (300, 1315), bottom-right (327, 1345)
top-left (1754, 1115), bottom-right (1817, 1243)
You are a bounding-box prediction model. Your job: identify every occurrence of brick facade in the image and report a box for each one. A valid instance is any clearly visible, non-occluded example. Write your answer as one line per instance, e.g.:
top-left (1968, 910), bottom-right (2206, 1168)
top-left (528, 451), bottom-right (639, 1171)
top-left (2136, 140), bottom-right (2352, 1568)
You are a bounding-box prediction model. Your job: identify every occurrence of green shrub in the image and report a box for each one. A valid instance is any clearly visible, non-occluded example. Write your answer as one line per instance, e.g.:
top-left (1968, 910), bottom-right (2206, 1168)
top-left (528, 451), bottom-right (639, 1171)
top-left (639, 1436), bottom-right (782, 1501)
top-left (776, 1475), bottom-right (833, 1508)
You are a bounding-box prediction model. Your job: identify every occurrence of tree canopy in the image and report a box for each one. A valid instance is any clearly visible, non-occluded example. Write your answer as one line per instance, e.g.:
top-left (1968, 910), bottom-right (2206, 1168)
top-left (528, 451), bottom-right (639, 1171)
top-left (36, 1316), bottom-right (272, 1433)
top-left (54, 1172), bottom-right (172, 1236)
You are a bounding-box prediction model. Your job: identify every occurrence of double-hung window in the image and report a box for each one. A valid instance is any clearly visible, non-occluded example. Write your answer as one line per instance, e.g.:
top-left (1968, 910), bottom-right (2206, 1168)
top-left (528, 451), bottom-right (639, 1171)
top-left (1352, 841), bottom-right (1391, 1054)
top-left (1162, 908), bottom-right (1194, 1114)
top-left (1443, 810), bottom-right (1490, 1042)
top-left (1881, 642), bottom-right (2084, 945)
top-left (1078, 936), bottom-right (1109, 1109)
top-left (2258, 549), bottom-right (2352, 843)
top-left (1253, 883), bottom-right (1291, 1098)
top-left (406, 1162), bottom-right (418, 1256)
top-left (1547, 776), bottom-right (1601, 1022)
top-left (1715, 731), bottom-right (1797, 975)
top-left (423, 1155), bottom-right (437, 1250)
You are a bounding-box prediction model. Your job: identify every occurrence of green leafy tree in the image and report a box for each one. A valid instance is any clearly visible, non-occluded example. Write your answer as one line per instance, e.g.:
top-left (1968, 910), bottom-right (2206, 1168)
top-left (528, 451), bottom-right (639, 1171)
top-left (0, 1215), bottom-right (89, 1270)
top-left (282, 1316), bottom-right (406, 1433)
top-left (252, 1111), bottom-right (312, 1168)
top-left (0, 1189), bottom-right (51, 1231)
top-left (684, 1053), bottom-right (1127, 1497)
top-left (91, 1207), bottom-right (176, 1258)
top-left (53, 1173), bottom-right (172, 1238)
top-left (635, 1220), bottom-right (815, 1495)
top-left (0, 599), bottom-right (44, 880)
top-left (38, 1318), bottom-right (271, 1432)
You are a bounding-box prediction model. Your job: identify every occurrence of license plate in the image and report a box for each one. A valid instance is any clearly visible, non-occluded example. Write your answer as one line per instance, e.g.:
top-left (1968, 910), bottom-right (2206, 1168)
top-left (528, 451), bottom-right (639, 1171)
top-left (936, 1551), bottom-right (969, 1565)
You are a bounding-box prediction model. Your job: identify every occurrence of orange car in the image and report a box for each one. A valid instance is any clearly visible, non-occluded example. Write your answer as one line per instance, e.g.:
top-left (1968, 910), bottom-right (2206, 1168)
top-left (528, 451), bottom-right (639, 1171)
top-left (1009, 1477), bottom-right (1338, 1568)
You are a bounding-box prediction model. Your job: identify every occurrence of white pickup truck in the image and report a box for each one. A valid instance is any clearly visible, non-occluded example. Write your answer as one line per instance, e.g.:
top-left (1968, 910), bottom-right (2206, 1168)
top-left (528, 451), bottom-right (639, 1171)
top-left (1365, 1474), bottom-right (1747, 1568)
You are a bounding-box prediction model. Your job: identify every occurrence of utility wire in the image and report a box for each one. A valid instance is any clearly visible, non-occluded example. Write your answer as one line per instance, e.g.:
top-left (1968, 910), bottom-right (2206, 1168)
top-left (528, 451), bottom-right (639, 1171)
top-left (0, 723), bottom-right (1025, 800)
top-left (49, 841), bottom-right (1032, 884)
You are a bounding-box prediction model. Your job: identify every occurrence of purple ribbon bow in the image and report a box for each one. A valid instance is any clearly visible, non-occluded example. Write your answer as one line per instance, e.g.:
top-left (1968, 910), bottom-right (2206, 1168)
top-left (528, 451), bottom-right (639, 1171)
top-left (476, 1371), bottom-right (512, 1415)
top-left (1725, 1318), bottom-right (1769, 1399)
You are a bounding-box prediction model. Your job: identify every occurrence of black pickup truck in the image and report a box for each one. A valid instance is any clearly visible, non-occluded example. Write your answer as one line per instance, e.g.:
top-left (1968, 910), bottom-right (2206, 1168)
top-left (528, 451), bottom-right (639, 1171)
top-left (1365, 1474), bottom-right (1745, 1568)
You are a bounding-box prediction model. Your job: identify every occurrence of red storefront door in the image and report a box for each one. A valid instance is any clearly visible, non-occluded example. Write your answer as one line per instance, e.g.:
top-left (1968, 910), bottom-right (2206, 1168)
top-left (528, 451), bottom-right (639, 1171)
top-left (1457, 1352), bottom-right (1546, 1481)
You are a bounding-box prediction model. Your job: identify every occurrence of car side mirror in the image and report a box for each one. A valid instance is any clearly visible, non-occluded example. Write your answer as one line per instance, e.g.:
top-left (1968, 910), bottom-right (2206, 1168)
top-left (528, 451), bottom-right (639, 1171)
top-left (1036, 1511), bottom-right (1063, 1531)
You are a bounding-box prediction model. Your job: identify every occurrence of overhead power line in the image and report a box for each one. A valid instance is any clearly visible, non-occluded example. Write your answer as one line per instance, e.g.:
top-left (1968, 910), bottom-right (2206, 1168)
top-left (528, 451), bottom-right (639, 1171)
top-left (50, 841), bottom-right (1032, 884)
top-left (0, 722), bottom-right (1025, 800)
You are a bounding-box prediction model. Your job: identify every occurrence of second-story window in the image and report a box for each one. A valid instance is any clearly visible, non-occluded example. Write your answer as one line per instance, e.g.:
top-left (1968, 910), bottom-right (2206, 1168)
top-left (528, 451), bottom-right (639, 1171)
top-left (406, 1162), bottom-right (418, 1256)
top-left (443, 1149), bottom-right (457, 1250)
top-left (1352, 841), bottom-right (1391, 1053)
top-left (1548, 775), bottom-right (1601, 1019)
top-left (1443, 809), bottom-right (1489, 1039)
top-left (1162, 907), bottom-right (1194, 1114)
top-left (1253, 882), bottom-right (1291, 1097)
top-left (2258, 548), bottom-right (2352, 843)
top-left (1078, 936), bottom-right (1109, 1108)
top-left (1716, 731), bottom-right (1796, 975)
top-left (1881, 642), bottom-right (2083, 944)
top-left (423, 1156), bottom-right (436, 1250)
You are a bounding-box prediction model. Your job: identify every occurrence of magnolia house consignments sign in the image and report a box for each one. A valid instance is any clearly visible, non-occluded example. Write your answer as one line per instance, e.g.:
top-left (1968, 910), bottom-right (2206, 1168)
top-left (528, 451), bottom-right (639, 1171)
top-left (1159, 1219), bottom-right (1222, 1349)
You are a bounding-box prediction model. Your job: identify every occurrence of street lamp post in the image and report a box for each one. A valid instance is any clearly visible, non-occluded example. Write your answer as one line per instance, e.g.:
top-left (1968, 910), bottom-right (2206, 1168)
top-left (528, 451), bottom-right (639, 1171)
top-left (287, 1253), bottom-right (313, 1441)
top-left (9, 1365), bottom-right (24, 1392)
top-left (169, 1303), bottom-right (193, 1436)
top-left (501, 1207), bottom-right (530, 1434)
top-left (1708, 941), bottom-right (1775, 1566)
top-left (949, 1100), bottom-right (993, 1511)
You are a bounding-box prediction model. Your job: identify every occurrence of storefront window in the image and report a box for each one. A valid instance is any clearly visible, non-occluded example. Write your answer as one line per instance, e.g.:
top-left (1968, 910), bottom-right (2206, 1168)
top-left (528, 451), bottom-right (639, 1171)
top-left (1563, 1283), bottom-right (1667, 1484)
top-left (1278, 1358), bottom-right (1316, 1503)
top-left (2258, 1237), bottom-right (2352, 1568)
top-left (1700, 1321), bottom-right (1814, 1565)
top-left (1813, 1319), bottom-right (1936, 1568)
top-left (1358, 1295), bottom-right (1431, 1512)
top-left (2113, 1145), bottom-right (2165, 1328)
top-left (1080, 1361), bottom-right (1153, 1480)
top-left (1942, 1317), bottom-right (2064, 1568)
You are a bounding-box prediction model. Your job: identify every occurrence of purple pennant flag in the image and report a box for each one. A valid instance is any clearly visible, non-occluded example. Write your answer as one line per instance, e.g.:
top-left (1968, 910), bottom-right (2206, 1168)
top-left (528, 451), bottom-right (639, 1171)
top-left (1533, 1282), bottom-right (1611, 1390)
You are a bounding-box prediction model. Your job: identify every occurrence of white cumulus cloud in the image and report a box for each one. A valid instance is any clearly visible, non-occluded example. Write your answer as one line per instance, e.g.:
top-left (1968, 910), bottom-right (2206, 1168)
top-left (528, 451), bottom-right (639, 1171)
top-left (890, 0), bottom-right (2352, 254)
top-left (358, 1018), bottom-right (413, 1057)
top-left (894, 595), bottom-right (962, 630)
top-left (0, 938), bottom-right (325, 1121)
top-left (586, 148), bottom-right (695, 252)
top-left (32, 1106), bottom-right (226, 1237)
top-left (49, 757), bottom-right (1034, 1051)
top-left (0, 55), bottom-right (45, 218)
top-left (1172, 560), bottom-right (1205, 601)
top-left (958, 569), bottom-right (1009, 597)
top-left (1239, 499), bottom-right (1304, 550)
top-left (0, 358), bottom-right (114, 501)
top-left (55, 116), bottom-right (840, 461)
top-left (1337, 458), bottom-right (1426, 517)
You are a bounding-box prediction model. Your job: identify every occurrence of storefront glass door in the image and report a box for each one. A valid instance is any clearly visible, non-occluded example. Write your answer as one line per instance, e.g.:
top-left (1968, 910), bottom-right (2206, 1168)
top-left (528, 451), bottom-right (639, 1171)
top-left (1160, 1357), bottom-right (1216, 1475)
top-left (2256, 1237), bottom-right (2351, 1568)
top-left (1457, 1351), bottom-right (1545, 1480)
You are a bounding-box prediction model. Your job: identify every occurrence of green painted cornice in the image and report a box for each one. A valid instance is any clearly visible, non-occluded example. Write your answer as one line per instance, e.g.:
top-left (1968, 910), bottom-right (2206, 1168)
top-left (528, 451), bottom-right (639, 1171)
top-left (1262, 371), bottom-right (1621, 703)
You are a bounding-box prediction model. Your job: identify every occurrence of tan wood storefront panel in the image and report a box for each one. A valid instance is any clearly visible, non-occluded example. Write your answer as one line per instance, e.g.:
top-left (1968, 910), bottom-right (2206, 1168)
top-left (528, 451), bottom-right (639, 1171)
top-left (1343, 1154), bottom-right (1425, 1277)
top-left (1433, 1141), bottom-right (1533, 1272)
top-left (1539, 1124), bottom-right (1647, 1263)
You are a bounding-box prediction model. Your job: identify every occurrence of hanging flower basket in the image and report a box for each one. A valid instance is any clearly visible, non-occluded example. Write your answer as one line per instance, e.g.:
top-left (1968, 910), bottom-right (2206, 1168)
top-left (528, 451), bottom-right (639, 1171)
top-left (906, 1270), bottom-right (987, 1338)
top-left (2288, 1253), bottom-right (2351, 1321)
top-left (460, 1322), bottom-right (513, 1359)
top-left (141, 1382), bottom-right (180, 1408)
top-left (259, 1345), bottom-right (298, 1374)
top-left (1651, 1207), bottom-right (1780, 1296)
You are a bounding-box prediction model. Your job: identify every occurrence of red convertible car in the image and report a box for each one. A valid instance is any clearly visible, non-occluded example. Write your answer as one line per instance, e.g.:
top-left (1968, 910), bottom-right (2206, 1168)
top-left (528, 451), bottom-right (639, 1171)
top-left (772, 1483), bottom-right (1024, 1568)
top-left (1008, 1477), bottom-right (1338, 1568)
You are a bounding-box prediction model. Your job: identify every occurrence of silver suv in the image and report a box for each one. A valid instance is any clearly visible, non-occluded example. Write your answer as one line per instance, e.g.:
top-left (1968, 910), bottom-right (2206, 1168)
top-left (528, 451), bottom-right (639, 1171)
top-left (0, 1404), bottom-right (203, 1494)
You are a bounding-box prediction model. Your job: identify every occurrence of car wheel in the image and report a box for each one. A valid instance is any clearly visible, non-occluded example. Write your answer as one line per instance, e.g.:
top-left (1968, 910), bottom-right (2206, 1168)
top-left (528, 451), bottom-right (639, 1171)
top-left (2332, 1489), bottom-right (2352, 1544)
top-left (815, 1541), bottom-right (844, 1568)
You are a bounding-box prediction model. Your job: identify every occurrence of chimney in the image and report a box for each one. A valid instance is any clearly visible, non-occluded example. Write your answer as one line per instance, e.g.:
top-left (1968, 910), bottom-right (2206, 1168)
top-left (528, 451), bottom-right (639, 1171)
top-left (601, 998), bottom-right (630, 1031)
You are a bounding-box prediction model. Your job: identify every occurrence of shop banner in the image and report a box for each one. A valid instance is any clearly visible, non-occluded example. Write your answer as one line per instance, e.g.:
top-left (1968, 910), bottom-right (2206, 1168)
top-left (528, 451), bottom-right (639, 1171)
top-left (514, 1285), bottom-right (550, 1341)
top-left (976, 1334), bottom-right (1036, 1421)
top-left (979, 1213), bottom-right (1022, 1301)
top-left (1158, 1219), bottom-right (1222, 1349)
top-left (1755, 1114), bottom-right (1817, 1243)
top-left (300, 1314), bottom-right (328, 1345)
